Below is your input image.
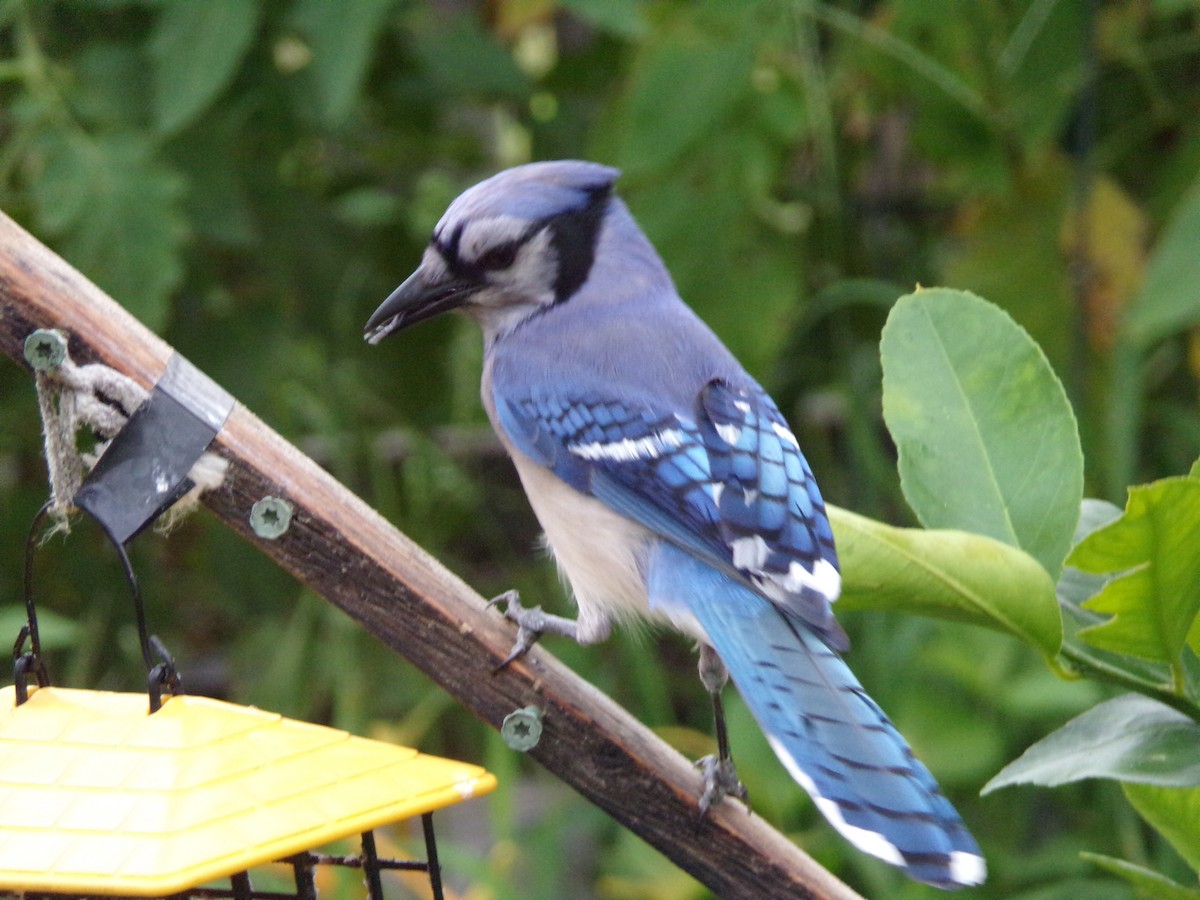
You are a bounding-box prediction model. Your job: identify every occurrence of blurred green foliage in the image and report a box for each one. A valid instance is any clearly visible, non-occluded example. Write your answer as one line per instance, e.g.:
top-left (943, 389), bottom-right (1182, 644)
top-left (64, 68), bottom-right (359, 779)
top-left (1, 1), bottom-right (1199, 897)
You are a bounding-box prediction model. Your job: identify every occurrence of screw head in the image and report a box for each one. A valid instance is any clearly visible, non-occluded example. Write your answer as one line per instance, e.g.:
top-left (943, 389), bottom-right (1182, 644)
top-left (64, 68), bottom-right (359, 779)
top-left (24, 329), bottom-right (67, 371)
top-left (501, 705), bottom-right (543, 752)
top-left (249, 496), bottom-right (293, 539)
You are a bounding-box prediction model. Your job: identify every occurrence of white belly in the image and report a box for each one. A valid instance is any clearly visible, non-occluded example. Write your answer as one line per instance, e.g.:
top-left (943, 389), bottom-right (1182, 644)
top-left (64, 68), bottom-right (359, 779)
top-left (509, 451), bottom-right (654, 643)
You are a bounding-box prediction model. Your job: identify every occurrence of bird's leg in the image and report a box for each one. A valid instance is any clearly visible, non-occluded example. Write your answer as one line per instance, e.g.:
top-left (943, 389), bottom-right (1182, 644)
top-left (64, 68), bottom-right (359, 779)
top-left (696, 643), bottom-right (749, 813)
top-left (487, 589), bottom-right (581, 669)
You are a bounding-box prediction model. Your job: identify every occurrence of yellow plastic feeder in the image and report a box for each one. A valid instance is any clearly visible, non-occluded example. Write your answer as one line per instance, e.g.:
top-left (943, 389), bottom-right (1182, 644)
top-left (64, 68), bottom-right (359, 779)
top-left (0, 684), bottom-right (496, 898)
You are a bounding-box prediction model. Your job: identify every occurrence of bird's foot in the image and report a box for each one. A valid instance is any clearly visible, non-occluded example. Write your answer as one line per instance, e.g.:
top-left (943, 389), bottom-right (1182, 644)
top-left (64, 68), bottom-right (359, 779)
top-left (487, 590), bottom-right (579, 670)
top-left (696, 754), bottom-right (749, 814)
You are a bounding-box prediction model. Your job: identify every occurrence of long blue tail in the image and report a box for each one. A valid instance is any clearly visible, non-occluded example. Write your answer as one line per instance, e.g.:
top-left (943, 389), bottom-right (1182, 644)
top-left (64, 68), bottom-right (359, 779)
top-left (649, 543), bottom-right (985, 889)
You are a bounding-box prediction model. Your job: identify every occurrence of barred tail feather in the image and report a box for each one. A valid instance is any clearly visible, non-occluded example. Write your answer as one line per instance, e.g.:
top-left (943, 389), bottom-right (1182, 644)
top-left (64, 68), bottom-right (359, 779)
top-left (648, 542), bottom-right (986, 889)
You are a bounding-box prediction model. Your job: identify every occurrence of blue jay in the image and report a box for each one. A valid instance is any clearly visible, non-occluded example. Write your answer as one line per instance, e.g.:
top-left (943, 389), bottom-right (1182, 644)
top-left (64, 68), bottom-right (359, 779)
top-left (365, 161), bottom-right (986, 889)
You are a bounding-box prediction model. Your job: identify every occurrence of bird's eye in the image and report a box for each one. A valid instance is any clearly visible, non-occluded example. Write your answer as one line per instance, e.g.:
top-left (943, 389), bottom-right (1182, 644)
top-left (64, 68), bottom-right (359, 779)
top-left (476, 240), bottom-right (521, 271)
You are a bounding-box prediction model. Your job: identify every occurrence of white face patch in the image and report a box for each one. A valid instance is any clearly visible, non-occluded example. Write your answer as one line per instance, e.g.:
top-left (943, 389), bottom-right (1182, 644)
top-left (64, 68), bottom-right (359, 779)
top-left (569, 427), bottom-right (685, 463)
top-left (457, 227), bottom-right (559, 340)
top-left (491, 228), bottom-right (556, 295)
top-left (456, 213), bottom-right (531, 265)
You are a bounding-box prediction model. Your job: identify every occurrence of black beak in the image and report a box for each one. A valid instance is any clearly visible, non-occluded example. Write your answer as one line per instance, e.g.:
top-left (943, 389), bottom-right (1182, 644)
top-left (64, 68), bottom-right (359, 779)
top-left (363, 268), bottom-right (479, 345)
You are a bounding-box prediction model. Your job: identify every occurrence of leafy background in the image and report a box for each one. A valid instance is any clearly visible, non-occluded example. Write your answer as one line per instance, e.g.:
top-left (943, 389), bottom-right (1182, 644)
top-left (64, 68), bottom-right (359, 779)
top-left (1, 1), bottom-right (1199, 897)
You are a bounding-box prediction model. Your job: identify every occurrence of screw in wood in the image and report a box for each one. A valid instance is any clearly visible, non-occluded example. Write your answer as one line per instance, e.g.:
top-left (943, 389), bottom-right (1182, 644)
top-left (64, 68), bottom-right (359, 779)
top-left (249, 496), bottom-right (293, 539)
top-left (24, 329), bottom-right (67, 371)
top-left (501, 705), bottom-right (543, 751)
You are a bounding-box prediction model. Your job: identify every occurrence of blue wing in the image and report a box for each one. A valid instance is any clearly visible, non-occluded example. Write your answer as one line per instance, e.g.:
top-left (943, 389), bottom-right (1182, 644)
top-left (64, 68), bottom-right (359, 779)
top-left (494, 378), bottom-right (846, 648)
top-left (496, 381), bottom-right (986, 887)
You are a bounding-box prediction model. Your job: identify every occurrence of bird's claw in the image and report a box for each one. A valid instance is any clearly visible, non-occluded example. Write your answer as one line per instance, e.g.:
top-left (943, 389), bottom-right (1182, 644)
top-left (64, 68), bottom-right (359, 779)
top-left (488, 590), bottom-right (577, 670)
top-left (696, 754), bottom-right (749, 814)
top-left (486, 589), bottom-right (524, 619)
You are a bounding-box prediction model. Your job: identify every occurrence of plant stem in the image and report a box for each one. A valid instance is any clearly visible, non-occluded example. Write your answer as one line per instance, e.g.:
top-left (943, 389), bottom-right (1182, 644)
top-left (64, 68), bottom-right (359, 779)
top-left (1059, 643), bottom-right (1200, 722)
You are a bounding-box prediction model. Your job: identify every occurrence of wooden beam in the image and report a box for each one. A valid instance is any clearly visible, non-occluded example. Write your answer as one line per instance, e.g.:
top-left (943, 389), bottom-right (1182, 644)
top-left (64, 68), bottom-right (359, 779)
top-left (0, 210), bottom-right (862, 900)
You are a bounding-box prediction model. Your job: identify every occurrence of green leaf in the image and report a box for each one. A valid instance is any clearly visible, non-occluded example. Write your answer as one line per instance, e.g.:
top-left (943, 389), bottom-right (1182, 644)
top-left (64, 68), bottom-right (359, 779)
top-left (983, 694), bottom-right (1200, 793)
top-left (881, 287), bottom-right (1083, 579)
top-left (830, 505), bottom-right (1062, 660)
top-left (939, 162), bottom-right (1075, 371)
top-left (1124, 783), bottom-right (1200, 875)
top-left (1069, 477), bottom-right (1200, 665)
top-left (149, 0), bottom-right (262, 135)
top-left (1125, 176), bottom-right (1200, 347)
top-left (561, 0), bottom-right (647, 38)
top-left (0, 607), bottom-right (80, 652)
top-left (998, 0), bottom-right (1087, 151)
top-left (333, 187), bottom-right (403, 229)
top-left (616, 13), bottom-right (756, 175)
top-left (407, 10), bottom-right (529, 101)
top-left (28, 130), bottom-right (93, 233)
top-left (1058, 499), bottom-right (1179, 695)
top-left (1082, 854), bottom-right (1200, 900)
top-left (31, 132), bottom-right (187, 332)
top-left (1058, 499), bottom-right (1125, 614)
top-left (289, 0), bottom-right (395, 126)
top-left (167, 109), bottom-right (256, 246)
top-left (624, 135), bottom-right (801, 375)
top-left (70, 41), bottom-right (151, 127)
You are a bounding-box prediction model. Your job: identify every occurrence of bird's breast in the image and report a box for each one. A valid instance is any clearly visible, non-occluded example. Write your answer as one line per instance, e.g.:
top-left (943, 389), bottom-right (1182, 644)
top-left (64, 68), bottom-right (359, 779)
top-left (507, 449), bottom-right (655, 643)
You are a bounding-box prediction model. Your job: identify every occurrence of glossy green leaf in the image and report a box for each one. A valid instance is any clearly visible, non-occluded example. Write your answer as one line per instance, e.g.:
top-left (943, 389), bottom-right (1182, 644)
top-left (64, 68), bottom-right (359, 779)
top-left (1058, 499), bottom-right (1178, 693)
top-left (1070, 477), bottom-right (1200, 664)
top-left (149, 1), bottom-right (261, 135)
top-left (1057, 499), bottom-right (1124, 614)
top-left (830, 505), bottom-right (1062, 660)
top-left (983, 694), bottom-right (1200, 793)
top-left (1125, 176), bottom-right (1200, 347)
top-left (1081, 854), bottom-right (1200, 900)
top-left (1124, 783), bottom-right (1200, 875)
top-left (881, 287), bottom-right (1083, 579)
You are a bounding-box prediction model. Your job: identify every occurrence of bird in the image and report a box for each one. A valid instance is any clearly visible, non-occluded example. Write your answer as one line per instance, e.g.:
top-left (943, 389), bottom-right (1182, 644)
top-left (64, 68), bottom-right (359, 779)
top-left (364, 160), bottom-right (986, 889)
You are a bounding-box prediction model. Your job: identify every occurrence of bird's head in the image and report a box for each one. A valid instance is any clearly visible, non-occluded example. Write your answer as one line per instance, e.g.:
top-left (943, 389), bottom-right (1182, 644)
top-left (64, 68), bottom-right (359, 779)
top-left (364, 160), bottom-right (619, 345)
